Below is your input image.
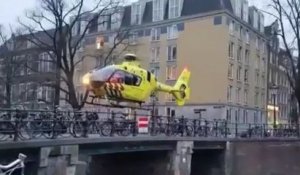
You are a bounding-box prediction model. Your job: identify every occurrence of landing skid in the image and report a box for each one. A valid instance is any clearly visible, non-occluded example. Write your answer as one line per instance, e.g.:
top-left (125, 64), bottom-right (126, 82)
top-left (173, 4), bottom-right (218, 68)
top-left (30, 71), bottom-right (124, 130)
top-left (85, 95), bottom-right (151, 111)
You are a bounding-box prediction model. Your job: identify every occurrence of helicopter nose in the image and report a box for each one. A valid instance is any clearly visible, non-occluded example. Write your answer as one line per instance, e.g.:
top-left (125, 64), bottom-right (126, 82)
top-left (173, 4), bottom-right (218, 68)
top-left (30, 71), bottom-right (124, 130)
top-left (91, 81), bottom-right (105, 89)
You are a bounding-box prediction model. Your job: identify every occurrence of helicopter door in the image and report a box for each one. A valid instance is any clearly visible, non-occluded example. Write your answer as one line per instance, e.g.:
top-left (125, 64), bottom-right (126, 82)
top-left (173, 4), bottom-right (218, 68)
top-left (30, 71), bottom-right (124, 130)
top-left (123, 72), bottom-right (143, 100)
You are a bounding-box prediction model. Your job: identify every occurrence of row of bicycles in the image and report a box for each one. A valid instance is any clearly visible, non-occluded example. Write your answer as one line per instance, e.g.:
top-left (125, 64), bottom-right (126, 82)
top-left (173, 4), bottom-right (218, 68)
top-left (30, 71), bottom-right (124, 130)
top-left (0, 109), bottom-right (137, 141)
top-left (0, 108), bottom-right (299, 141)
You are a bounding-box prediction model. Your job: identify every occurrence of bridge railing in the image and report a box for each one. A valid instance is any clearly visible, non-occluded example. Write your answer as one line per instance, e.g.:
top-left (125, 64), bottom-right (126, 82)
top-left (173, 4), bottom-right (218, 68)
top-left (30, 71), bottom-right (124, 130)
top-left (0, 109), bottom-right (298, 142)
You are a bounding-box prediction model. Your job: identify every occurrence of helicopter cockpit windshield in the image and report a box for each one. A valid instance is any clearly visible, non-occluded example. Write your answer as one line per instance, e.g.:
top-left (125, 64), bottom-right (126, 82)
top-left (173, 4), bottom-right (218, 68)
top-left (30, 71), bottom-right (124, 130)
top-left (92, 66), bottom-right (116, 82)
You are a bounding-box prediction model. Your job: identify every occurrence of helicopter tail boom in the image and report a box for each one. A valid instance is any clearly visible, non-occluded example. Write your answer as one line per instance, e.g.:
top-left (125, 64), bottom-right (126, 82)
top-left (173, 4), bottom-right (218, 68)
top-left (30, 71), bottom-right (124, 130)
top-left (171, 68), bottom-right (191, 106)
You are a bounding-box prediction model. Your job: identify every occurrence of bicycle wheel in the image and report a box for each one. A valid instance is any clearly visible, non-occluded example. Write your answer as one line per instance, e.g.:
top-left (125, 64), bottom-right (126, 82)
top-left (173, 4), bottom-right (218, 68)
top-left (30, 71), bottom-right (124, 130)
top-left (71, 121), bottom-right (84, 138)
top-left (100, 122), bottom-right (113, 136)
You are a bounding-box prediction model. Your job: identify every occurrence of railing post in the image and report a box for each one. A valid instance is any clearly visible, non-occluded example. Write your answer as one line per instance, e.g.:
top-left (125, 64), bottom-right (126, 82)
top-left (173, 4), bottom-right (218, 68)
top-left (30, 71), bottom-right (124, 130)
top-left (224, 120), bottom-right (228, 138)
top-left (193, 119), bottom-right (197, 137)
top-left (181, 116), bottom-right (184, 137)
top-left (205, 120), bottom-right (208, 137)
top-left (132, 111), bottom-right (137, 136)
top-left (215, 121), bottom-right (218, 137)
top-left (110, 111), bottom-right (115, 137)
top-left (235, 121), bottom-right (238, 138)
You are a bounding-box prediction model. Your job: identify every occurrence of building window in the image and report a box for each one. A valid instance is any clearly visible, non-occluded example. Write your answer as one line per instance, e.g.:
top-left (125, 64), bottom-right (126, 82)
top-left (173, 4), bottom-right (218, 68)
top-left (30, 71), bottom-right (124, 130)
top-left (255, 92), bottom-right (259, 106)
top-left (256, 55), bottom-right (260, 70)
top-left (153, 0), bottom-right (164, 21)
top-left (166, 93), bottom-right (176, 102)
top-left (245, 49), bottom-right (249, 65)
top-left (166, 65), bottom-right (177, 80)
top-left (111, 12), bottom-right (122, 30)
top-left (229, 20), bottom-right (235, 35)
top-left (244, 89), bottom-right (248, 105)
top-left (228, 42), bottom-right (234, 59)
top-left (19, 83), bottom-right (27, 102)
top-left (262, 57), bottom-right (266, 72)
top-left (214, 16), bottom-right (222, 25)
top-left (167, 45), bottom-right (177, 61)
top-left (131, 3), bottom-right (141, 25)
top-left (237, 66), bottom-right (242, 81)
top-left (37, 86), bottom-right (54, 102)
top-left (243, 110), bottom-right (248, 123)
top-left (237, 46), bottom-right (242, 62)
top-left (39, 52), bottom-right (54, 73)
top-left (227, 85), bottom-right (233, 102)
top-left (26, 82), bottom-right (36, 101)
top-left (236, 88), bottom-right (241, 104)
top-left (261, 75), bottom-right (265, 88)
top-left (245, 30), bottom-right (250, 44)
top-left (166, 107), bottom-right (176, 117)
top-left (256, 36), bottom-right (259, 50)
top-left (169, 0), bottom-right (181, 19)
top-left (129, 32), bottom-right (138, 45)
top-left (235, 110), bottom-right (239, 123)
top-left (151, 28), bottom-right (161, 41)
top-left (151, 47), bottom-right (160, 63)
top-left (11, 84), bottom-right (19, 103)
top-left (239, 26), bottom-right (243, 40)
top-left (256, 72), bottom-right (260, 86)
top-left (167, 25), bottom-right (178, 39)
top-left (244, 69), bottom-right (248, 83)
top-left (98, 14), bottom-right (108, 31)
top-left (151, 67), bottom-right (159, 78)
top-left (226, 108), bottom-right (232, 122)
top-left (254, 112), bottom-right (258, 123)
top-left (261, 93), bottom-right (265, 108)
top-left (228, 64), bottom-right (234, 79)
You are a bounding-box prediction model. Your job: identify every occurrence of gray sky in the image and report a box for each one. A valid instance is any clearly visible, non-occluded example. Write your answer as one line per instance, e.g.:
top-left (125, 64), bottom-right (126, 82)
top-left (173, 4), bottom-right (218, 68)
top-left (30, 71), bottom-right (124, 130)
top-left (0, 0), bottom-right (268, 34)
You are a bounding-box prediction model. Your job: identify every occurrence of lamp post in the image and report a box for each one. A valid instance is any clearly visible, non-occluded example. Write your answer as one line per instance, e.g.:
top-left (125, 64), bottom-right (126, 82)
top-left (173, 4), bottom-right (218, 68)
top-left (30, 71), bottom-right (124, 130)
top-left (270, 84), bottom-right (278, 129)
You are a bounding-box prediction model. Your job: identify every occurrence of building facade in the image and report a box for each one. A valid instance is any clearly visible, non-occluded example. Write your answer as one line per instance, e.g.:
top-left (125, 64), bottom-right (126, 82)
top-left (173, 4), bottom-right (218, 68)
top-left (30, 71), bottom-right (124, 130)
top-left (0, 33), bottom-right (56, 109)
top-left (73, 0), bottom-right (268, 123)
top-left (265, 21), bottom-right (293, 125)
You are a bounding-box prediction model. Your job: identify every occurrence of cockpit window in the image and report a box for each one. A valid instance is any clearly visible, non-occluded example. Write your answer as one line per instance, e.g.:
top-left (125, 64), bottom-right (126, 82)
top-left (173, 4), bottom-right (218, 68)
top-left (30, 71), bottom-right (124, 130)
top-left (109, 70), bottom-right (141, 86)
top-left (96, 66), bottom-right (116, 81)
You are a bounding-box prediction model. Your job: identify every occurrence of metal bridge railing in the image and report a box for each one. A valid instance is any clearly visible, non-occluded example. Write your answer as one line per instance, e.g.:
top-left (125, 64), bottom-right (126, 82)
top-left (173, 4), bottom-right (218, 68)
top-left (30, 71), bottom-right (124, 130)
top-left (0, 109), bottom-right (298, 142)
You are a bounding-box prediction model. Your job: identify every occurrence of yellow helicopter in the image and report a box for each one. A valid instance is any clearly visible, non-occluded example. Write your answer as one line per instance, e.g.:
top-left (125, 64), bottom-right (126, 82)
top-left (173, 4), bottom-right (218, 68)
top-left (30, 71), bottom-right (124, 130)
top-left (82, 53), bottom-right (191, 108)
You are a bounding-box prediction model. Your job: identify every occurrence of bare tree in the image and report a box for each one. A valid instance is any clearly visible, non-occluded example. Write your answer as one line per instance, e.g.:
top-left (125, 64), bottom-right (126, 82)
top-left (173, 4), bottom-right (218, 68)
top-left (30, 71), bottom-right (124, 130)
top-left (18, 0), bottom-right (127, 110)
top-left (268, 0), bottom-right (300, 125)
top-left (0, 26), bottom-right (32, 108)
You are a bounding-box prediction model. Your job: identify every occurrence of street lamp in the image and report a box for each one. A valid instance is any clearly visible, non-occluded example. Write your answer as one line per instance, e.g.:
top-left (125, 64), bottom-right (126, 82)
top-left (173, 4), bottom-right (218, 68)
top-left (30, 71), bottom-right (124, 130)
top-left (269, 84), bottom-right (279, 128)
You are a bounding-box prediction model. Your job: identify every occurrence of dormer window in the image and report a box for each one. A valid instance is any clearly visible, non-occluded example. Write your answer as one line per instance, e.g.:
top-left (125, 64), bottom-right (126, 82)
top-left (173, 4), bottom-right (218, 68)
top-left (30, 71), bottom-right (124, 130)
top-left (153, 0), bottom-right (164, 21)
top-left (98, 14), bottom-right (108, 32)
top-left (131, 3), bottom-right (141, 25)
top-left (111, 12), bottom-right (122, 30)
top-left (169, 0), bottom-right (181, 19)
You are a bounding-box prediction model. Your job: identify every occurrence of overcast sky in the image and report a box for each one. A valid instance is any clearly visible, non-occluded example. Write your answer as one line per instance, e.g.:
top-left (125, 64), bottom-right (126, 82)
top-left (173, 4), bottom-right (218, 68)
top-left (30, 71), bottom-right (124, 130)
top-left (0, 0), bottom-right (269, 34)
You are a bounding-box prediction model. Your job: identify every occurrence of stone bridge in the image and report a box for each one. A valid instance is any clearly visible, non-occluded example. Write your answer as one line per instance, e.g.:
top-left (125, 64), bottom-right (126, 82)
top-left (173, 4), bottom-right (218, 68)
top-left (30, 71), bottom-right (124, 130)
top-left (0, 137), bottom-right (300, 175)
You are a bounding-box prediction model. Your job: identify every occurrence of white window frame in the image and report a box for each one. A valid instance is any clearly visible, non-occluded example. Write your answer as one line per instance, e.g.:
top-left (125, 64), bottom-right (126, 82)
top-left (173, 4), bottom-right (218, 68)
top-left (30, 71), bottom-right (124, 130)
top-left (244, 69), bottom-right (248, 83)
top-left (227, 85), bottom-right (233, 102)
top-left (111, 12), bottom-right (121, 30)
top-left (236, 88), bottom-right (241, 104)
top-left (166, 65), bottom-right (177, 80)
top-left (169, 0), bottom-right (181, 19)
top-left (129, 32), bottom-right (138, 45)
top-left (228, 63), bottom-right (234, 79)
top-left (237, 66), bottom-right (242, 81)
top-left (229, 42), bottom-right (234, 59)
top-left (244, 89), bottom-right (248, 105)
top-left (229, 21), bottom-right (235, 35)
top-left (151, 47), bottom-right (160, 63)
top-left (167, 45), bottom-right (177, 61)
top-left (245, 30), bottom-right (250, 44)
top-left (131, 3), bottom-right (141, 25)
top-left (151, 28), bottom-right (161, 41)
top-left (153, 0), bottom-right (164, 21)
top-left (245, 49), bottom-right (249, 64)
top-left (151, 67), bottom-right (159, 78)
top-left (237, 46), bottom-right (242, 62)
top-left (167, 25), bottom-right (178, 39)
